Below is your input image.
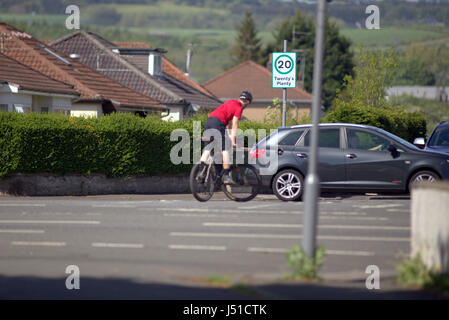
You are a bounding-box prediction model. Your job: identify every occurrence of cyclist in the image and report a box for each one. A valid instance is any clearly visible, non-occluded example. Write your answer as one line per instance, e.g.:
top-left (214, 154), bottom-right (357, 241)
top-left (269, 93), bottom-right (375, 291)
top-left (199, 90), bottom-right (253, 184)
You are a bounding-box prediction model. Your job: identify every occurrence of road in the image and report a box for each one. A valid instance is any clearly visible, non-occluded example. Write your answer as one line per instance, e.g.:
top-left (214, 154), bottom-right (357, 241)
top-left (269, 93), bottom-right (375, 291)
top-left (0, 193), bottom-right (442, 299)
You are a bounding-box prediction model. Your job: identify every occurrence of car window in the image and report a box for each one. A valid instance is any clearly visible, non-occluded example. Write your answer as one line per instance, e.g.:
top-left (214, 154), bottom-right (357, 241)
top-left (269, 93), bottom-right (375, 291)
top-left (304, 128), bottom-right (340, 148)
top-left (428, 126), bottom-right (449, 147)
top-left (279, 130), bottom-right (304, 146)
top-left (347, 129), bottom-right (390, 151)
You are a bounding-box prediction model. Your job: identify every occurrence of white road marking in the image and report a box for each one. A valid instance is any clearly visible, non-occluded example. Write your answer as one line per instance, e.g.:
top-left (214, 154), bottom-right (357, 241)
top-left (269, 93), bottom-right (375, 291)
top-left (0, 204), bottom-right (46, 207)
top-left (0, 220), bottom-right (100, 225)
top-left (91, 243), bottom-right (144, 249)
top-left (238, 204), bottom-right (276, 210)
top-left (0, 229), bottom-right (45, 234)
top-left (164, 213), bottom-right (238, 218)
top-left (11, 241), bottom-right (66, 247)
top-left (203, 222), bottom-right (300, 228)
top-left (171, 232), bottom-right (300, 239)
top-left (202, 222), bottom-right (409, 230)
top-left (169, 245), bottom-right (226, 251)
top-left (247, 247), bottom-right (375, 256)
top-left (326, 250), bottom-right (375, 257)
top-left (320, 216), bottom-right (388, 221)
top-left (154, 207), bottom-right (370, 216)
top-left (91, 205), bottom-right (136, 208)
top-left (387, 209), bottom-right (409, 213)
top-left (170, 232), bottom-right (409, 242)
top-left (354, 204), bottom-right (404, 209)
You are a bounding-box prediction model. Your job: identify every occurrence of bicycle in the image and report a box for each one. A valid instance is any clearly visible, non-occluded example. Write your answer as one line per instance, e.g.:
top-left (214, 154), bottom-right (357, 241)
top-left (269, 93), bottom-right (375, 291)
top-left (189, 136), bottom-right (261, 202)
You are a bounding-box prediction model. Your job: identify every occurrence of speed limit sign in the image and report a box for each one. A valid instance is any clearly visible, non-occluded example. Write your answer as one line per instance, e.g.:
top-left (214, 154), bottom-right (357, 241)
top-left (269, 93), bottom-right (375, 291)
top-left (272, 52), bottom-right (297, 88)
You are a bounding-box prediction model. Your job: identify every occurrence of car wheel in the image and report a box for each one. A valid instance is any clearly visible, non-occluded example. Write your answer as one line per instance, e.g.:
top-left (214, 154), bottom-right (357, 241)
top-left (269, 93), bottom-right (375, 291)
top-left (408, 170), bottom-right (439, 191)
top-left (272, 169), bottom-right (304, 201)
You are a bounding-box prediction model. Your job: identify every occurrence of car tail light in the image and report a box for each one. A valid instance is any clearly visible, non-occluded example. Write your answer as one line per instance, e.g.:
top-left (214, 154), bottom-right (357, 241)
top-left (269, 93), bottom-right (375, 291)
top-left (249, 148), bottom-right (266, 159)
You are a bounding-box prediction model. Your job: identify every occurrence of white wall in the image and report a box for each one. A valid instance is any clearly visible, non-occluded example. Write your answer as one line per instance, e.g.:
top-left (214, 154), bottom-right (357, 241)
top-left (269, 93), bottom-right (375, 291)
top-left (162, 106), bottom-right (183, 122)
top-left (71, 103), bottom-right (102, 118)
top-left (0, 92), bottom-right (32, 112)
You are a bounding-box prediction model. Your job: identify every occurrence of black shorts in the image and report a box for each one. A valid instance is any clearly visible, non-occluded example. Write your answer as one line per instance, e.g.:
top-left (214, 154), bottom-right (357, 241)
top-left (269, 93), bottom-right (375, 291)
top-left (203, 116), bottom-right (229, 151)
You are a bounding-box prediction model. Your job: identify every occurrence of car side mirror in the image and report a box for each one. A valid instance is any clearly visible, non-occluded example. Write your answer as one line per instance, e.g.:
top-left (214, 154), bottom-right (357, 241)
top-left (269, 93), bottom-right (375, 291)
top-left (413, 137), bottom-right (426, 149)
top-left (387, 144), bottom-right (397, 153)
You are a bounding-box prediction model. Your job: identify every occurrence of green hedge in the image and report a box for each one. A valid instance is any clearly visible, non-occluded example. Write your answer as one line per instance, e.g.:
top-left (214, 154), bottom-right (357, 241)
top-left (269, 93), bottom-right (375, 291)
top-left (0, 112), bottom-right (276, 178)
top-left (322, 105), bottom-right (427, 143)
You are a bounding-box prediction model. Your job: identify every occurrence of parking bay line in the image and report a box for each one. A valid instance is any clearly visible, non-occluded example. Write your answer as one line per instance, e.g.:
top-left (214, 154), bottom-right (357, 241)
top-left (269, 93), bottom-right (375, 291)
top-left (202, 222), bottom-right (409, 231)
top-left (0, 220), bottom-right (100, 225)
top-left (0, 229), bottom-right (45, 234)
top-left (0, 204), bottom-right (47, 207)
top-left (91, 242), bottom-right (144, 249)
top-left (152, 208), bottom-right (376, 221)
top-left (170, 232), bottom-right (409, 242)
top-left (169, 244), bottom-right (227, 251)
top-left (11, 241), bottom-right (66, 247)
top-left (247, 247), bottom-right (375, 257)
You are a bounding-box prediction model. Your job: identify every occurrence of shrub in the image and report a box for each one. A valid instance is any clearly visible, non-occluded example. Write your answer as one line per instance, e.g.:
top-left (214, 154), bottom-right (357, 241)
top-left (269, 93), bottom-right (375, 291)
top-left (0, 112), bottom-right (273, 178)
top-left (322, 104), bottom-right (426, 142)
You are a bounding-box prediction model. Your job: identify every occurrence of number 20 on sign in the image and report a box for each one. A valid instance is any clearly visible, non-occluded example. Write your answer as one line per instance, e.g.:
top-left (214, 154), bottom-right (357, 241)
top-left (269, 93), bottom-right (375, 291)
top-left (272, 52), bottom-right (297, 89)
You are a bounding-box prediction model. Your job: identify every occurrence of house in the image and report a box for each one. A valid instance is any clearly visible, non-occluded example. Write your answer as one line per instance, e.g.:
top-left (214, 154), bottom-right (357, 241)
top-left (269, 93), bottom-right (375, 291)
top-left (0, 23), bottom-right (163, 118)
top-left (0, 53), bottom-right (80, 114)
top-left (50, 31), bottom-right (221, 121)
top-left (203, 60), bottom-right (313, 123)
top-left (386, 86), bottom-right (449, 102)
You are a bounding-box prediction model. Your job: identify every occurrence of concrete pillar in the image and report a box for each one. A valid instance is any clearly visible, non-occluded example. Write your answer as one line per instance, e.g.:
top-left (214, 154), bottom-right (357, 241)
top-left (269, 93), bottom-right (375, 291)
top-left (411, 182), bottom-right (449, 274)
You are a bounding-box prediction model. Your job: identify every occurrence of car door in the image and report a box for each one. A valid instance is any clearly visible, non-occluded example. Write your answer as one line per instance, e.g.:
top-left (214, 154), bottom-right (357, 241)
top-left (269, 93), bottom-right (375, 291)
top-left (344, 127), bottom-right (407, 190)
top-left (293, 127), bottom-right (347, 188)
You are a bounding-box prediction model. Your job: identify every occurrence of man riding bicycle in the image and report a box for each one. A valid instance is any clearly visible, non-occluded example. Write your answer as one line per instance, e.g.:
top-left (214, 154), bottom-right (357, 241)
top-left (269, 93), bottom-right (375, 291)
top-left (199, 90), bottom-right (253, 184)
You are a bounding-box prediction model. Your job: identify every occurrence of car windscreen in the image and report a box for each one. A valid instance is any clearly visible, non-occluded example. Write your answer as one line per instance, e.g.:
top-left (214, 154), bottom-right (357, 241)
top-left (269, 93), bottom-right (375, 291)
top-left (428, 126), bottom-right (449, 147)
top-left (374, 128), bottom-right (421, 150)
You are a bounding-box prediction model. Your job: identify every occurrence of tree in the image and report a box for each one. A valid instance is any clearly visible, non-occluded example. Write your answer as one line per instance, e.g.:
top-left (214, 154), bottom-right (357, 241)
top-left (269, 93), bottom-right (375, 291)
top-left (265, 10), bottom-right (354, 110)
top-left (331, 47), bottom-right (399, 110)
top-left (229, 10), bottom-right (263, 65)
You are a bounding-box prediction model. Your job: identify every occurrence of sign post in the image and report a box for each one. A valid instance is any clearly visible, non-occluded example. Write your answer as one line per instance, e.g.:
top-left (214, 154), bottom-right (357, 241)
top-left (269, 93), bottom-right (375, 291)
top-left (302, 0), bottom-right (328, 260)
top-left (272, 45), bottom-right (296, 127)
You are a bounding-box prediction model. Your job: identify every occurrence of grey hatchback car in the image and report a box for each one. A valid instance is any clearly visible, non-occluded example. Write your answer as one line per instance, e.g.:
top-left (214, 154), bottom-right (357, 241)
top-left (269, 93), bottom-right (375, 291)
top-left (250, 123), bottom-right (449, 201)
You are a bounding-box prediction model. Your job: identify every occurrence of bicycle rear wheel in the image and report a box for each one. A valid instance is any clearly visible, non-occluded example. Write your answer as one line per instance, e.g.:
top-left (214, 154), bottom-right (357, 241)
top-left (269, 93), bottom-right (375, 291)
top-left (190, 163), bottom-right (216, 202)
top-left (222, 164), bottom-right (261, 202)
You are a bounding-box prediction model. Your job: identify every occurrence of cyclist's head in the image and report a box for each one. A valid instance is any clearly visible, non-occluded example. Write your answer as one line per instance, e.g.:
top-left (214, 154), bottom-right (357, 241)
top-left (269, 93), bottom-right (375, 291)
top-left (239, 90), bottom-right (253, 107)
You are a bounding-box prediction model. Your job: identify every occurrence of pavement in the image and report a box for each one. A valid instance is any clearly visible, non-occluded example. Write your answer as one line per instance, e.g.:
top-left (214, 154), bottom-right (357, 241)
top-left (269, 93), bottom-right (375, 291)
top-left (0, 192), bottom-right (446, 300)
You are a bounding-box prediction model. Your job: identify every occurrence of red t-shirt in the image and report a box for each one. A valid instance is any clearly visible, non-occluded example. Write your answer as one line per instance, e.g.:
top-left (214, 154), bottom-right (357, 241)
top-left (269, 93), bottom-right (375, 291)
top-left (209, 100), bottom-right (243, 126)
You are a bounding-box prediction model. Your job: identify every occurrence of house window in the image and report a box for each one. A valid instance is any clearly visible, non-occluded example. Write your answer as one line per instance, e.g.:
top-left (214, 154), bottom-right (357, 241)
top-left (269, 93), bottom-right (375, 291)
top-left (53, 108), bottom-right (71, 116)
top-left (13, 104), bottom-right (31, 113)
top-left (40, 107), bottom-right (49, 114)
top-left (0, 104), bottom-right (8, 112)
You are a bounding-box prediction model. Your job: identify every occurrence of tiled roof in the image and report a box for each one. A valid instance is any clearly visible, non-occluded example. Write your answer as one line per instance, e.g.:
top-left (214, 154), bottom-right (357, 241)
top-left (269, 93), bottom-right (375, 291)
top-left (114, 42), bottom-right (216, 97)
top-left (203, 60), bottom-right (313, 101)
top-left (0, 53), bottom-right (79, 96)
top-left (0, 23), bottom-right (162, 110)
top-left (50, 31), bottom-right (221, 109)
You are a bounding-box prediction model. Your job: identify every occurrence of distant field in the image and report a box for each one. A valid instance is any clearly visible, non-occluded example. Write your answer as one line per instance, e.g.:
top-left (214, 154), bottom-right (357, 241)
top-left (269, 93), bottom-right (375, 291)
top-left (0, 13), bottom-right (66, 23)
top-left (340, 27), bottom-right (447, 48)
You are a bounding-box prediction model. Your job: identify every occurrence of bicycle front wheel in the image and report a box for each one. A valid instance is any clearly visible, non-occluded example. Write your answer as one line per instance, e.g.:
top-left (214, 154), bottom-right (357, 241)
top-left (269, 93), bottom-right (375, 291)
top-left (222, 164), bottom-right (261, 202)
top-left (190, 163), bottom-right (216, 202)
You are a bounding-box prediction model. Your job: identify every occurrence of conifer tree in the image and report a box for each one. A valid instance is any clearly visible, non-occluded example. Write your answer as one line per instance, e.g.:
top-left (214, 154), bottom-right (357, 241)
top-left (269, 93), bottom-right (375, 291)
top-left (229, 10), bottom-right (263, 65)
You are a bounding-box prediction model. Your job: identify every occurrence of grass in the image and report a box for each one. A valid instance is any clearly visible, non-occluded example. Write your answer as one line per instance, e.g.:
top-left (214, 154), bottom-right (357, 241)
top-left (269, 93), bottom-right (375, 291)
top-left (340, 26), bottom-right (446, 49)
top-left (396, 254), bottom-right (449, 296)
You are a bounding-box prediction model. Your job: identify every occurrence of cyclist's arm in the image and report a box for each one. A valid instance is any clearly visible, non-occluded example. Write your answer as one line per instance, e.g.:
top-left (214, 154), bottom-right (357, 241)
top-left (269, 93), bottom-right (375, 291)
top-left (229, 116), bottom-right (239, 146)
